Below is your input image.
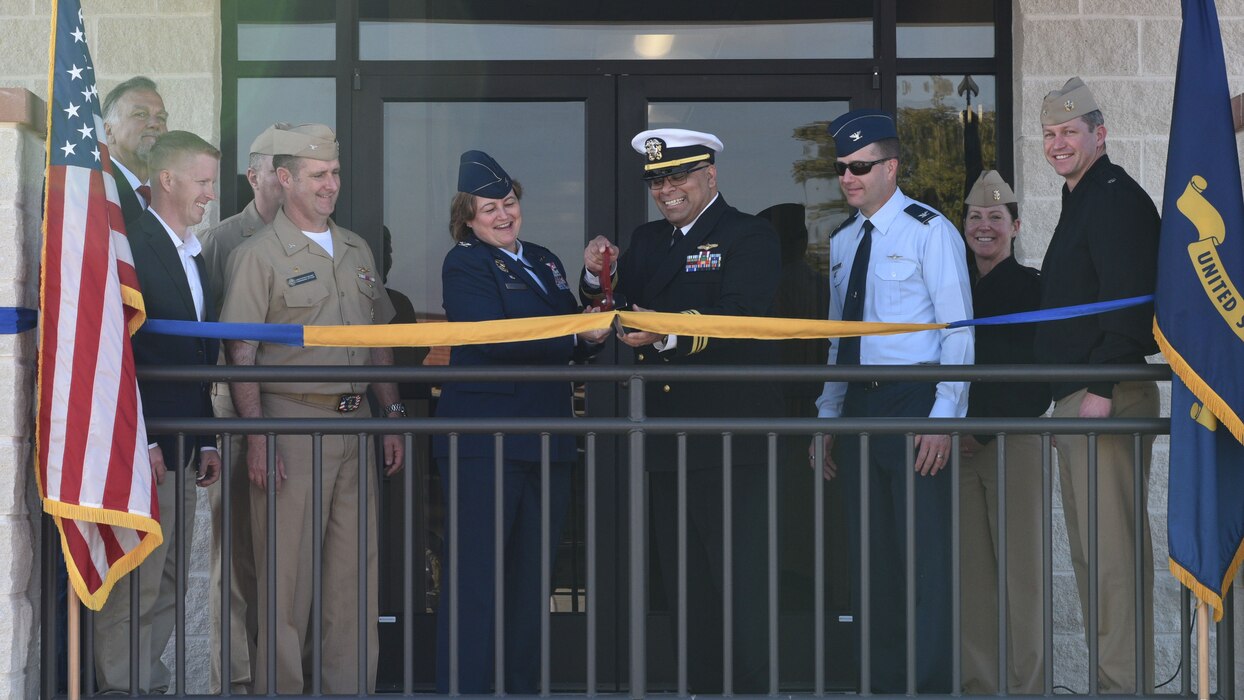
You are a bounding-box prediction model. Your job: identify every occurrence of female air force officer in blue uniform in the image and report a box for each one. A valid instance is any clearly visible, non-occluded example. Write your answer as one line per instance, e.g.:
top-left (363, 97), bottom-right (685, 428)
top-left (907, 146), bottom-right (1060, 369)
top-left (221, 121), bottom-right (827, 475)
top-left (433, 151), bottom-right (607, 693)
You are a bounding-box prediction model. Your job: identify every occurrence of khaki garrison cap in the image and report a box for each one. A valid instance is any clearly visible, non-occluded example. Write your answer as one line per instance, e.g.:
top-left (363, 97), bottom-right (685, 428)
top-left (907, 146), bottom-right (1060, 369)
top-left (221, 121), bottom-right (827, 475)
top-left (964, 170), bottom-right (1017, 207)
top-left (1040, 77), bottom-right (1101, 126)
top-left (248, 122), bottom-right (293, 156)
top-left (270, 123), bottom-right (339, 160)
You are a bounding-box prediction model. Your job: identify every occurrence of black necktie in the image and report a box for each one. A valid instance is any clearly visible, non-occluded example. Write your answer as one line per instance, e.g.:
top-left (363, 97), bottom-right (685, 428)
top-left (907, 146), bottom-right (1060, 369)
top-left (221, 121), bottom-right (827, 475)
top-left (837, 219), bottom-right (873, 366)
top-left (669, 224), bottom-right (681, 249)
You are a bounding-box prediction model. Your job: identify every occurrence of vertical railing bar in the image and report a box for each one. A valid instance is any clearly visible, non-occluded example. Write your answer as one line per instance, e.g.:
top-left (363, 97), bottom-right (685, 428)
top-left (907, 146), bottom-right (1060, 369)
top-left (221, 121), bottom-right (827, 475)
top-left (175, 435), bottom-right (187, 696)
top-left (494, 433), bottom-right (505, 695)
top-left (1087, 433), bottom-right (1100, 696)
top-left (221, 432), bottom-right (233, 696)
top-left (767, 432), bottom-right (779, 696)
top-left (628, 377), bottom-right (646, 700)
top-left (541, 433), bottom-right (552, 697)
top-left (905, 434), bottom-right (916, 696)
top-left (1181, 586), bottom-right (1192, 697)
top-left (1133, 432), bottom-right (1145, 695)
top-left (951, 432), bottom-right (962, 696)
top-left (403, 433), bottom-right (415, 696)
top-left (265, 433), bottom-right (277, 697)
top-left (449, 433), bottom-right (460, 697)
top-left (814, 432), bottom-right (826, 697)
top-left (1042, 434), bottom-right (1054, 696)
top-left (311, 433), bottom-right (323, 696)
top-left (356, 432), bottom-right (368, 697)
top-left (586, 433), bottom-right (598, 697)
top-left (860, 432), bottom-right (871, 697)
top-left (129, 566), bottom-right (139, 696)
top-left (722, 432), bottom-right (734, 697)
top-left (996, 433), bottom-right (1008, 697)
top-left (677, 433), bottom-right (687, 698)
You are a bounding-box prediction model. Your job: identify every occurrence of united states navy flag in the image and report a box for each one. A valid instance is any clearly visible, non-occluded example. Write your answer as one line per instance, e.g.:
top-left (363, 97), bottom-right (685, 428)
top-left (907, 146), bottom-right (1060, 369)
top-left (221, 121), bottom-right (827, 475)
top-left (1157, 0), bottom-right (1244, 622)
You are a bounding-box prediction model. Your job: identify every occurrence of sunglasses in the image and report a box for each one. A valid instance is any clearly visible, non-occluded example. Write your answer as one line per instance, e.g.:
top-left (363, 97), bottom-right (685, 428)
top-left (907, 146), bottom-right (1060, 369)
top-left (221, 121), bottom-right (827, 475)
top-left (645, 165), bottom-right (709, 190)
top-left (834, 157), bottom-right (893, 177)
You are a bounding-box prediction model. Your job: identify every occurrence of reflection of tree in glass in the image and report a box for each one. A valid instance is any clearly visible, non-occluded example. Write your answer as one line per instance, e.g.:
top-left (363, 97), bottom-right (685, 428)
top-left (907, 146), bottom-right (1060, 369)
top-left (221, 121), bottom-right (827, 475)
top-left (896, 75), bottom-right (996, 226)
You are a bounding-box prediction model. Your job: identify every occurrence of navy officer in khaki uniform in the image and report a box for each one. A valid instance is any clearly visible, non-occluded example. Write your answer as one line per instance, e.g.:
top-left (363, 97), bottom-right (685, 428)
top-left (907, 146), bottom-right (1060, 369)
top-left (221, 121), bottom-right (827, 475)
top-left (582, 129), bottom-right (782, 693)
top-left (220, 123), bottom-right (405, 695)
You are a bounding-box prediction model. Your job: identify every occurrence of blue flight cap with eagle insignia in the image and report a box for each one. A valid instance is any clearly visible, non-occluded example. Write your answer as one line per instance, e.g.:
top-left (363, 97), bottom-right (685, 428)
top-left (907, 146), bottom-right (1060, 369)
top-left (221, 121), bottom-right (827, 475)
top-left (457, 150), bottom-right (514, 199)
top-left (631, 128), bottom-right (724, 180)
top-left (827, 109), bottom-right (898, 158)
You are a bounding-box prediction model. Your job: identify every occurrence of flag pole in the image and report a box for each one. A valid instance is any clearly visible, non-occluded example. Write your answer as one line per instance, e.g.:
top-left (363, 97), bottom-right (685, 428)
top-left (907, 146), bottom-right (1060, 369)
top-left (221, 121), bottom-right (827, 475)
top-left (1197, 601), bottom-right (1209, 700)
top-left (68, 585), bottom-right (80, 700)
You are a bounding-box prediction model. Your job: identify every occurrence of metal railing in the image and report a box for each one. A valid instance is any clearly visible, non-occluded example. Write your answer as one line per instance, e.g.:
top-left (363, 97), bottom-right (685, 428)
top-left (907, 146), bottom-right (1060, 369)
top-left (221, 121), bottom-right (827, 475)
top-left (38, 363), bottom-right (1238, 699)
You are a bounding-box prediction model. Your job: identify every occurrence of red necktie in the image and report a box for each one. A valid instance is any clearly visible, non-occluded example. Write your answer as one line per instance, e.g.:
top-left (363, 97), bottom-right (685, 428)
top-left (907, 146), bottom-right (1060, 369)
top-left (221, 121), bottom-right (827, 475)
top-left (136, 184), bottom-right (152, 208)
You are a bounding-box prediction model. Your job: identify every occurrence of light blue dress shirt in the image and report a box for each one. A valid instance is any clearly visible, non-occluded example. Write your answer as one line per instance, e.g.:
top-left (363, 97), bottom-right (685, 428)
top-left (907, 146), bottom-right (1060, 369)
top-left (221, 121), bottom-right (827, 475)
top-left (815, 187), bottom-right (974, 419)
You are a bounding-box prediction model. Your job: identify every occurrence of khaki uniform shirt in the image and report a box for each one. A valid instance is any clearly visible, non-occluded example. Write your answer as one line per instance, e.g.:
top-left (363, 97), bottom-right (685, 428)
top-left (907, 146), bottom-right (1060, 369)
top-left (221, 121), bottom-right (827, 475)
top-left (220, 207), bottom-right (396, 395)
top-left (201, 200), bottom-right (267, 317)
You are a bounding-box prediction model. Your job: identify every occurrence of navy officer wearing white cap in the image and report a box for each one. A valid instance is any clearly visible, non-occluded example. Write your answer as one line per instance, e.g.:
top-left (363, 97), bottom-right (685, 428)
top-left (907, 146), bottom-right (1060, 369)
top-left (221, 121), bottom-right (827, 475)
top-left (811, 109), bottom-right (973, 693)
top-left (581, 128), bottom-right (782, 693)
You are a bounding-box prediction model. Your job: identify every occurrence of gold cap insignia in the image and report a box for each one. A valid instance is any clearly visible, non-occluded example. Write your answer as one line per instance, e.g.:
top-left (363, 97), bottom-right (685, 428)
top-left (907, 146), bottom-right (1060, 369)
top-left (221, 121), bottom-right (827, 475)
top-left (1064, 99), bottom-right (1074, 112)
top-left (991, 189), bottom-right (1000, 201)
top-left (644, 138), bottom-right (663, 162)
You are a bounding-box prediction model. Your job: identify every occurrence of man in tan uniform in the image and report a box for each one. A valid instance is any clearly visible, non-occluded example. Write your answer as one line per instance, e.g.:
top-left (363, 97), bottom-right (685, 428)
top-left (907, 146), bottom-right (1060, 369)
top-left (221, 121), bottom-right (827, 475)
top-left (220, 123), bottom-right (406, 695)
top-left (200, 122), bottom-right (288, 694)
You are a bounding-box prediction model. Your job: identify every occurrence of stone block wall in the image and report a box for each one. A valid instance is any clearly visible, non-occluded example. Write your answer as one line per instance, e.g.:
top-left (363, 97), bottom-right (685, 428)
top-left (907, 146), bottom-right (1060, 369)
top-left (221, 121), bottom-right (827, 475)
top-left (0, 0), bottom-right (222, 695)
top-left (1016, 0), bottom-right (1244, 695)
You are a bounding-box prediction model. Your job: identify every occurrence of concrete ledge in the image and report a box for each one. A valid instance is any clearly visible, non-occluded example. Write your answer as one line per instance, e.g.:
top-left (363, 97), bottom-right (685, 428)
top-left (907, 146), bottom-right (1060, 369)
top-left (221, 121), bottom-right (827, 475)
top-left (0, 89), bottom-right (45, 136)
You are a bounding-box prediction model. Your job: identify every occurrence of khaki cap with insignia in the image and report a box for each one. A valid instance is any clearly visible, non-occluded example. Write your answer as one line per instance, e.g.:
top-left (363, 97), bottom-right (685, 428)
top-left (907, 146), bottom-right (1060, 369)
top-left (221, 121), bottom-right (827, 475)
top-left (270, 122), bottom-right (339, 160)
top-left (248, 122), bottom-right (293, 156)
top-left (964, 170), bottom-right (1017, 207)
top-left (1040, 77), bottom-right (1101, 126)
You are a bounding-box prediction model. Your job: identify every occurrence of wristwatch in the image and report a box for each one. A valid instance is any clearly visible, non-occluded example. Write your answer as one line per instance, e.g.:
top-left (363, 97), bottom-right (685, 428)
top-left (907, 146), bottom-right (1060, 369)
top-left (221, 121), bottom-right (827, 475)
top-left (384, 402), bottom-right (407, 417)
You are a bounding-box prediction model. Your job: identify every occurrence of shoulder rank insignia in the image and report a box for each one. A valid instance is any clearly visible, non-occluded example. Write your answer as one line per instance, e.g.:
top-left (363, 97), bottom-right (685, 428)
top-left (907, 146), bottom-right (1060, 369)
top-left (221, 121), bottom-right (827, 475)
top-left (494, 258), bottom-right (509, 273)
top-left (457, 240), bottom-right (473, 247)
top-left (904, 203), bottom-right (939, 225)
top-left (829, 212), bottom-right (859, 239)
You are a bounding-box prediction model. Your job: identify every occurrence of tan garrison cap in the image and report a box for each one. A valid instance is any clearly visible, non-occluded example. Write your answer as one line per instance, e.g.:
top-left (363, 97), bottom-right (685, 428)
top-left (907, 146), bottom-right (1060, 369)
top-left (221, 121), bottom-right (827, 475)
top-left (1040, 77), bottom-right (1101, 126)
top-left (248, 122), bottom-right (293, 156)
top-left (270, 123), bottom-right (339, 160)
top-left (964, 170), bottom-right (1017, 207)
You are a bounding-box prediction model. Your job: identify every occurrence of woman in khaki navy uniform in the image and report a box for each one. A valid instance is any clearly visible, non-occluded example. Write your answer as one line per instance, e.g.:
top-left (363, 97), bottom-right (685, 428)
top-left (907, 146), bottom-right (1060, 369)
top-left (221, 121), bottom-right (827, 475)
top-left (220, 123), bottom-right (404, 695)
top-left (433, 151), bottom-right (607, 694)
top-left (957, 171), bottom-right (1050, 694)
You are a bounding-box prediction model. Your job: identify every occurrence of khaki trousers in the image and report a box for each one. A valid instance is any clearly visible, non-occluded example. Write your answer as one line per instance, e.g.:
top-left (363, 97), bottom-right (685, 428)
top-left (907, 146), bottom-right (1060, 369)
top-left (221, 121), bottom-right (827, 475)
top-left (1052, 381), bottom-right (1157, 693)
top-left (250, 393), bottom-right (379, 695)
top-left (93, 462), bottom-right (199, 694)
top-left (208, 383), bottom-right (257, 694)
top-left (959, 434), bottom-right (1046, 694)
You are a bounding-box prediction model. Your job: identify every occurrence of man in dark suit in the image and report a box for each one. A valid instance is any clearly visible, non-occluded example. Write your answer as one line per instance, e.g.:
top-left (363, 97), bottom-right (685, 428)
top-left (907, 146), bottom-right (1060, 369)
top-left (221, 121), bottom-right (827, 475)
top-left (93, 130), bottom-right (220, 694)
top-left (581, 128), bottom-right (782, 693)
top-left (102, 76), bottom-right (168, 225)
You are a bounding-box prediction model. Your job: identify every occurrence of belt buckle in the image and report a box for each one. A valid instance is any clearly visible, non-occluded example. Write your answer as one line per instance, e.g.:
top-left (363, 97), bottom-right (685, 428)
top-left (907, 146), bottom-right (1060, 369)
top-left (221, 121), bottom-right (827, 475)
top-left (336, 394), bottom-right (362, 413)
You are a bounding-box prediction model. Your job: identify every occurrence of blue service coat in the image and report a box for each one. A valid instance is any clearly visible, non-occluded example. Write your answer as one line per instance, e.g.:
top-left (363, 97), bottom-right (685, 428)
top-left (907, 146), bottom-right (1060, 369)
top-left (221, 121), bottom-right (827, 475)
top-left (433, 234), bottom-right (591, 462)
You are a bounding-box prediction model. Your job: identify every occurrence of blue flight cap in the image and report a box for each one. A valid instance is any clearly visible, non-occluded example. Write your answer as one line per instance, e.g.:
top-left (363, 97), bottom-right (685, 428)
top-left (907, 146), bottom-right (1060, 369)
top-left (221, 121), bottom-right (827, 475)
top-left (827, 109), bottom-right (898, 158)
top-left (457, 150), bottom-right (514, 199)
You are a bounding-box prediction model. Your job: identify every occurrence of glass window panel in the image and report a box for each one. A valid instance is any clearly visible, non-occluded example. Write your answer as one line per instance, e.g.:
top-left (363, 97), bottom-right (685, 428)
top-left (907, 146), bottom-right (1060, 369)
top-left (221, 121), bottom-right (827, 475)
top-left (896, 0), bottom-right (994, 58)
top-left (644, 100), bottom-right (852, 274)
top-left (235, 77), bottom-right (335, 208)
top-left (895, 74), bottom-right (998, 226)
top-left (238, 22), bottom-right (336, 61)
top-left (359, 21), bottom-right (872, 61)
top-left (381, 101), bottom-right (586, 322)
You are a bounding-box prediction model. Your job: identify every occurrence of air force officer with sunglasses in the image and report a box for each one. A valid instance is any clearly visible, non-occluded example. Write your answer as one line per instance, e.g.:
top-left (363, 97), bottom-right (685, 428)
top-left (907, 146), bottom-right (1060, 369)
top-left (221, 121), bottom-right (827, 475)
top-left (811, 108), bottom-right (973, 694)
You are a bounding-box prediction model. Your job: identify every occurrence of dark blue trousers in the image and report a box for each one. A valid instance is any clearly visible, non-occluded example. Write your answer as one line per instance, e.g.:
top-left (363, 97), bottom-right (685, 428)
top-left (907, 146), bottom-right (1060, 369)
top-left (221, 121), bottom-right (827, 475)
top-left (836, 381), bottom-right (953, 693)
top-left (434, 457), bottom-right (571, 694)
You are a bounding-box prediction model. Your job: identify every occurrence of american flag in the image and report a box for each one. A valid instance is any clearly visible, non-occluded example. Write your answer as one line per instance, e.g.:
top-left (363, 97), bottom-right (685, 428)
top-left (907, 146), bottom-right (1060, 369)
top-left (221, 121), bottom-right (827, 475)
top-left (37, 0), bottom-right (161, 611)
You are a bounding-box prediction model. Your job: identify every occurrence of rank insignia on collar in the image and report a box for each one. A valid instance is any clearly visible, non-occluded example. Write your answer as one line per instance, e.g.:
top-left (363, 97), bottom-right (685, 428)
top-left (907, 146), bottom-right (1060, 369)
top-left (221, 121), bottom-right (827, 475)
top-left (457, 240), bottom-right (473, 247)
top-left (697, 243), bottom-right (719, 250)
top-left (494, 259), bottom-right (509, 273)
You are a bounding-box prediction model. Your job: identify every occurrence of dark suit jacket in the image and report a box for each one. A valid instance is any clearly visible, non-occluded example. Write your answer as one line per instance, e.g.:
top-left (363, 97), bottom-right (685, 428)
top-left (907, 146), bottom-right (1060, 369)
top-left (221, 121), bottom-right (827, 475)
top-left (580, 194), bottom-right (783, 468)
top-left (129, 211), bottom-right (219, 464)
top-left (110, 158), bottom-right (147, 228)
top-left (434, 235), bottom-right (594, 462)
